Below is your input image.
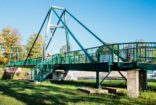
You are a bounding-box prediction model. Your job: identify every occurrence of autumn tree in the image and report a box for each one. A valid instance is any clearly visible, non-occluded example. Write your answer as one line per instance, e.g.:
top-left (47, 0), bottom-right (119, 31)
top-left (26, 33), bottom-right (44, 58)
top-left (0, 27), bottom-right (22, 64)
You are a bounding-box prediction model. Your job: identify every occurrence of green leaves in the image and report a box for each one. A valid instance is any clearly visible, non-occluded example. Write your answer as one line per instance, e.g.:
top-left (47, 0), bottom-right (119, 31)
top-left (26, 33), bottom-right (44, 58)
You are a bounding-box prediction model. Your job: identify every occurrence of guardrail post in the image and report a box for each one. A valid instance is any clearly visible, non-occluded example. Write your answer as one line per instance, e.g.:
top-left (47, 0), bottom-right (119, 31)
top-left (117, 44), bottom-right (119, 63)
top-left (145, 47), bottom-right (146, 62)
top-left (136, 43), bottom-right (138, 61)
top-left (73, 52), bottom-right (76, 64)
top-left (112, 44), bottom-right (114, 62)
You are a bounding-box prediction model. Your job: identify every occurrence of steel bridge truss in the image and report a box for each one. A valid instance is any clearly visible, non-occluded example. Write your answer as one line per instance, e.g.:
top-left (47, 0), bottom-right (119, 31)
top-left (6, 6), bottom-right (156, 88)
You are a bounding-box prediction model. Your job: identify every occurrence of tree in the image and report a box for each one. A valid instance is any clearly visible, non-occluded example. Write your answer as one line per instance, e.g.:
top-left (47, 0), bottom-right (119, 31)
top-left (60, 45), bottom-right (68, 54)
top-left (59, 44), bottom-right (73, 63)
top-left (26, 33), bottom-right (44, 58)
top-left (0, 27), bottom-right (22, 64)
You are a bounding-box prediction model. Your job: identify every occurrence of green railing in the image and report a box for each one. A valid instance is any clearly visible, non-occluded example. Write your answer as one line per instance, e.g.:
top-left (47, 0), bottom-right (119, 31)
top-left (42, 42), bottom-right (156, 65)
top-left (8, 57), bottom-right (42, 67)
top-left (7, 42), bottom-right (156, 67)
top-left (6, 42), bottom-right (156, 81)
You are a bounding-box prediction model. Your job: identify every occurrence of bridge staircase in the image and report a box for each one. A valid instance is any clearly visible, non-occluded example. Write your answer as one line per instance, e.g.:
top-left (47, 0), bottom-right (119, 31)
top-left (32, 54), bottom-right (61, 81)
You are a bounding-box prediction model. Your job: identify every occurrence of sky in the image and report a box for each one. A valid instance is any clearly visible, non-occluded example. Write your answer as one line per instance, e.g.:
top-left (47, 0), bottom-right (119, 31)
top-left (0, 0), bottom-right (156, 53)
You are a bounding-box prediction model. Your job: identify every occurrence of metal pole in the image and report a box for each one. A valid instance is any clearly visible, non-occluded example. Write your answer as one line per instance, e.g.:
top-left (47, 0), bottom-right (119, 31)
top-left (9, 48), bottom-right (12, 65)
top-left (136, 43), bottom-right (138, 62)
top-left (46, 10), bottom-right (65, 50)
top-left (42, 10), bottom-right (51, 62)
top-left (96, 70), bottom-right (100, 88)
top-left (64, 12), bottom-right (70, 63)
top-left (112, 45), bottom-right (114, 62)
top-left (17, 48), bottom-right (19, 61)
top-left (145, 47), bottom-right (146, 62)
top-left (117, 44), bottom-right (120, 63)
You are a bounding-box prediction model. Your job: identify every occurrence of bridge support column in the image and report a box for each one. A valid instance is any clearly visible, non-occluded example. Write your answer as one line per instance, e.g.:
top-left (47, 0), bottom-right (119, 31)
top-left (139, 70), bottom-right (147, 91)
top-left (95, 70), bottom-right (101, 89)
top-left (127, 69), bottom-right (139, 98)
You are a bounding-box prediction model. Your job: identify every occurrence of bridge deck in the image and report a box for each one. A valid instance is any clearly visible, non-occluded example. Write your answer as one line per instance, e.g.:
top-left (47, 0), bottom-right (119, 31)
top-left (7, 62), bottom-right (156, 71)
top-left (6, 42), bottom-right (156, 84)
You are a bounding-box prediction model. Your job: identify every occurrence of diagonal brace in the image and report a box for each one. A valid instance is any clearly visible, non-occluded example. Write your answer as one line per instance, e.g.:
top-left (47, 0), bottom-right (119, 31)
top-left (51, 8), bottom-right (95, 63)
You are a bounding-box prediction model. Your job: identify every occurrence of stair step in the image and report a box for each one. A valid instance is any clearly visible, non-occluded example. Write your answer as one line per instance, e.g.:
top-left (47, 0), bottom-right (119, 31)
top-left (32, 56), bottom-right (56, 81)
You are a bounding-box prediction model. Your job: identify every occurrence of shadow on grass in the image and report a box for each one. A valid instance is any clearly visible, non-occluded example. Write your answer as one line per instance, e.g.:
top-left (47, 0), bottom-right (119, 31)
top-left (0, 80), bottom-right (155, 105)
top-left (51, 80), bottom-right (127, 88)
top-left (51, 80), bottom-right (96, 88)
top-left (0, 80), bottom-right (120, 105)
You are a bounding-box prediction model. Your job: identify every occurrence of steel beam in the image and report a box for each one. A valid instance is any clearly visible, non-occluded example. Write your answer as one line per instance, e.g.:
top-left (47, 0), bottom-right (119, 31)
top-left (51, 6), bottom-right (65, 10)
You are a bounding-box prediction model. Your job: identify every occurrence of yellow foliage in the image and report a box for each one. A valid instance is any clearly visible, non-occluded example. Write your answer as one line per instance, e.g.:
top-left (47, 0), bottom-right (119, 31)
top-left (0, 27), bottom-right (22, 65)
top-left (0, 56), bottom-right (8, 64)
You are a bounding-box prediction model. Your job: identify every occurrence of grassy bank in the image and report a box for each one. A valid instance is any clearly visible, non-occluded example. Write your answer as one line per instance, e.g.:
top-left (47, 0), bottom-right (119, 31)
top-left (0, 80), bottom-right (156, 105)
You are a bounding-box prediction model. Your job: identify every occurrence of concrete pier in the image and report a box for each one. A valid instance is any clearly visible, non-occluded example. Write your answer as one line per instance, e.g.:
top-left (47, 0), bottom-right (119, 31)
top-left (127, 69), bottom-right (139, 98)
top-left (2, 67), bottom-right (21, 80)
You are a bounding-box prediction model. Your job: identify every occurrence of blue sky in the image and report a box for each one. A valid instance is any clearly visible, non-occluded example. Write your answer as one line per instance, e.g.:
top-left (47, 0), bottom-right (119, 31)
top-left (0, 0), bottom-right (156, 53)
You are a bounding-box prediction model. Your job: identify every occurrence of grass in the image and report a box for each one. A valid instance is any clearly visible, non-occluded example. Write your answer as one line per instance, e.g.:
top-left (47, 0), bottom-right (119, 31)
top-left (0, 80), bottom-right (156, 105)
top-left (0, 69), bottom-right (156, 105)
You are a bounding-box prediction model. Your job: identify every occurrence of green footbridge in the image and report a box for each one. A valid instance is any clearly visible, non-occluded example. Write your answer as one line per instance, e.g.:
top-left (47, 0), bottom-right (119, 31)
top-left (6, 6), bottom-right (156, 89)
